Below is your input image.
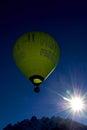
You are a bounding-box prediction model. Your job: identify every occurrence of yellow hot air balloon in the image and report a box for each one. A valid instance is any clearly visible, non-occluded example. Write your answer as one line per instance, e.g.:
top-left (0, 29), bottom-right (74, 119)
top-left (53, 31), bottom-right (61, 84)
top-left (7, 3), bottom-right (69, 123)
top-left (13, 32), bottom-right (60, 92)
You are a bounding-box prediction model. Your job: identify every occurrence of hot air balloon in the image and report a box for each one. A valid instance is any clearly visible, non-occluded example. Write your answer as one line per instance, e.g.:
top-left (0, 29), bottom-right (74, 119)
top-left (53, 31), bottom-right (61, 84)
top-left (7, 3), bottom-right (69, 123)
top-left (13, 32), bottom-right (60, 93)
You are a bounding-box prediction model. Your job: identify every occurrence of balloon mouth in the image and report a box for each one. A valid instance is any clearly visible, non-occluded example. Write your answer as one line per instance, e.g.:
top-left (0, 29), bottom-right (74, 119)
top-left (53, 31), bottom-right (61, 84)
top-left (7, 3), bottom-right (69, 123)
top-left (29, 75), bottom-right (44, 85)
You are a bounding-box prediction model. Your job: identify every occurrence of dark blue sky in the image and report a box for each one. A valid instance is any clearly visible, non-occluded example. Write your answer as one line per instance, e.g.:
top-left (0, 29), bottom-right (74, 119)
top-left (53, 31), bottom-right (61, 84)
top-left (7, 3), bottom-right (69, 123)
top-left (1, 0), bottom-right (87, 129)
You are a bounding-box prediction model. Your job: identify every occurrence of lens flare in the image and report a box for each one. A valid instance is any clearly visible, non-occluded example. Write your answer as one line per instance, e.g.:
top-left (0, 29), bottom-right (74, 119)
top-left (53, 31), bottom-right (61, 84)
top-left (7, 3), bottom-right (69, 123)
top-left (70, 97), bottom-right (84, 112)
top-left (48, 86), bottom-right (87, 119)
top-left (63, 95), bottom-right (85, 113)
top-left (60, 90), bottom-right (87, 119)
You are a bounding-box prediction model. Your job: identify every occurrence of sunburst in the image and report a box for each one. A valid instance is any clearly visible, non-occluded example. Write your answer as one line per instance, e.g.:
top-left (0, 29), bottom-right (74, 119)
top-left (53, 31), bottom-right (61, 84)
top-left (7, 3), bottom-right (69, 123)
top-left (59, 89), bottom-right (87, 119)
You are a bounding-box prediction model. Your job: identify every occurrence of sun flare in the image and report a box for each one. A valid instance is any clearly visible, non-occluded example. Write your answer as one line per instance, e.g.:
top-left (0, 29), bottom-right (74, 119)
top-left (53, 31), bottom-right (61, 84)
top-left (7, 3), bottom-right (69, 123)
top-left (69, 97), bottom-right (84, 112)
top-left (62, 93), bottom-right (86, 116)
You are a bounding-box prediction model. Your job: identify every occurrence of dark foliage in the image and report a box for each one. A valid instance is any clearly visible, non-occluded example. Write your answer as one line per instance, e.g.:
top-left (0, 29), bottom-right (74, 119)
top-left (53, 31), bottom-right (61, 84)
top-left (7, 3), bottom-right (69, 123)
top-left (3, 116), bottom-right (87, 130)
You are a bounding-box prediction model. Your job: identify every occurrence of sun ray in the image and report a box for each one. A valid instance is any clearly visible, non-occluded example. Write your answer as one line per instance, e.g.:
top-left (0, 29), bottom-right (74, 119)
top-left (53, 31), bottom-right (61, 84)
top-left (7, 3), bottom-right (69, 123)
top-left (47, 86), bottom-right (87, 120)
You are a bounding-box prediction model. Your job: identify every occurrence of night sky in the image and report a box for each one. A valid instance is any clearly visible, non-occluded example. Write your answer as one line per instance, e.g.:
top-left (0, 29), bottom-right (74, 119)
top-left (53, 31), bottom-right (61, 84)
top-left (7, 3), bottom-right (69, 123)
top-left (1, 0), bottom-right (87, 129)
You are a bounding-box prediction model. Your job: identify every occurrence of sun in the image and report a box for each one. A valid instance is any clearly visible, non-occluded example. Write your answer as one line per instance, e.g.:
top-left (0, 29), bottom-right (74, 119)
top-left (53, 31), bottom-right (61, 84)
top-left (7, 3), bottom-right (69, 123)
top-left (69, 96), bottom-right (84, 112)
top-left (48, 83), bottom-right (87, 119)
top-left (62, 93), bottom-right (86, 117)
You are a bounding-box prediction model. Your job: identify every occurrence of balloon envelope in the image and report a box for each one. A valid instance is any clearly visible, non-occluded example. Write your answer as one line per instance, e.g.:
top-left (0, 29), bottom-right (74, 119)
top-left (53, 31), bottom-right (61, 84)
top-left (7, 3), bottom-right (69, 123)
top-left (13, 32), bottom-right (60, 91)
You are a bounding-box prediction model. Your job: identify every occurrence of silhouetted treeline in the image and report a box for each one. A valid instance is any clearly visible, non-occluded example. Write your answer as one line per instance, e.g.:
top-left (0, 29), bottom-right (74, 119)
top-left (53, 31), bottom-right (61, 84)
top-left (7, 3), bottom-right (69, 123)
top-left (3, 116), bottom-right (87, 130)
